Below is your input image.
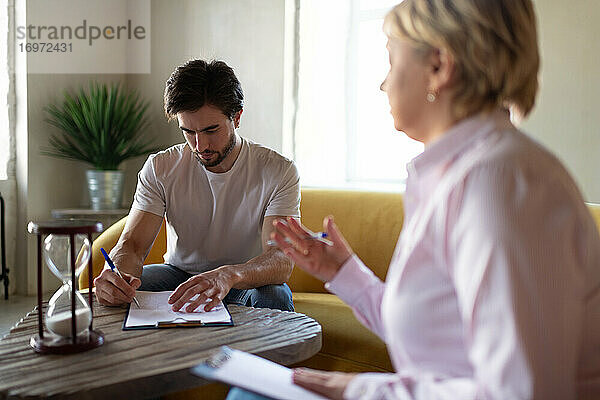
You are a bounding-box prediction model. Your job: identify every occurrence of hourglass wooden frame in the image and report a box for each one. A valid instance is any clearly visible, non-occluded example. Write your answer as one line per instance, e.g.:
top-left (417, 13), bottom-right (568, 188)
top-left (27, 220), bottom-right (104, 354)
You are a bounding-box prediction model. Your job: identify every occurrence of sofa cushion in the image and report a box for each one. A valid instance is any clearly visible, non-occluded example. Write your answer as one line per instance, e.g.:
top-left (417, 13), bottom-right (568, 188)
top-left (291, 189), bottom-right (404, 294)
top-left (292, 292), bottom-right (393, 372)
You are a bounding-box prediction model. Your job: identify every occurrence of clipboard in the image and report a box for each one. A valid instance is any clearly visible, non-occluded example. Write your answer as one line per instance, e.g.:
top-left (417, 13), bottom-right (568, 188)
top-left (121, 290), bottom-right (234, 330)
top-left (192, 346), bottom-right (327, 400)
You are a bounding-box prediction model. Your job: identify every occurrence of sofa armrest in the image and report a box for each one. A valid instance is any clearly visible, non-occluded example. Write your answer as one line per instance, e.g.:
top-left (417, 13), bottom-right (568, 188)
top-left (78, 216), bottom-right (167, 289)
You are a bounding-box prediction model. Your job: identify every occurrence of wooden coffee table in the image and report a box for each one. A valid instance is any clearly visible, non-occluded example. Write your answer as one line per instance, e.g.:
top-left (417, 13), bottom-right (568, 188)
top-left (0, 302), bottom-right (322, 399)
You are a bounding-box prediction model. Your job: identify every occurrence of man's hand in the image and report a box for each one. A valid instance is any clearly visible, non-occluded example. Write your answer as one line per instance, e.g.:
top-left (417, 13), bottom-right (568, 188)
top-left (168, 267), bottom-right (235, 312)
top-left (94, 268), bottom-right (141, 306)
top-left (292, 368), bottom-right (356, 400)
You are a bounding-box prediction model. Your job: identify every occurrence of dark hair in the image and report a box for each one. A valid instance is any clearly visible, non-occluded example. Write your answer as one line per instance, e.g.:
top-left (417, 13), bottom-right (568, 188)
top-left (164, 59), bottom-right (244, 120)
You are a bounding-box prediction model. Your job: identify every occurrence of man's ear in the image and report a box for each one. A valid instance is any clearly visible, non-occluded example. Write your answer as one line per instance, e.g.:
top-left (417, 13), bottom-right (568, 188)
top-left (428, 48), bottom-right (454, 92)
top-left (233, 109), bottom-right (243, 129)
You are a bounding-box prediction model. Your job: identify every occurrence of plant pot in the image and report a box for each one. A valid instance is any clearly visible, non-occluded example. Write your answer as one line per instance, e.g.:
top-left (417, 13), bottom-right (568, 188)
top-left (85, 170), bottom-right (124, 210)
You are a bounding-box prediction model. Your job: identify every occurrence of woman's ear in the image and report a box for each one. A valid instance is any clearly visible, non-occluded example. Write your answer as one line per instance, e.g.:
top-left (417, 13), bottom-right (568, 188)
top-left (428, 48), bottom-right (454, 92)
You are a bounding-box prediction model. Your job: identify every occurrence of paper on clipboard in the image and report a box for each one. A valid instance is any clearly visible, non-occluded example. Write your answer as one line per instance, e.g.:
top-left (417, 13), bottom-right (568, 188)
top-left (192, 347), bottom-right (327, 400)
top-left (123, 291), bottom-right (232, 329)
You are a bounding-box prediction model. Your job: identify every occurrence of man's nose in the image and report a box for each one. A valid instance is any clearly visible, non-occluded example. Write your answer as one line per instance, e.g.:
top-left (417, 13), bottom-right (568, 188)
top-left (195, 133), bottom-right (210, 152)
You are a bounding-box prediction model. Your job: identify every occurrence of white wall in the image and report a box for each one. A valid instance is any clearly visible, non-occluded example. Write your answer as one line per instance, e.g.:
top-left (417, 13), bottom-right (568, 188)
top-left (522, 0), bottom-right (600, 203)
top-left (127, 0), bottom-right (286, 155)
top-left (22, 74), bottom-right (128, 294)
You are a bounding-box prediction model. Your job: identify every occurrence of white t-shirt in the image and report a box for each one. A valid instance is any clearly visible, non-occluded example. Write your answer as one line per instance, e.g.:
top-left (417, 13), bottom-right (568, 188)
top-left (131, 138), bottom-right (300, 273)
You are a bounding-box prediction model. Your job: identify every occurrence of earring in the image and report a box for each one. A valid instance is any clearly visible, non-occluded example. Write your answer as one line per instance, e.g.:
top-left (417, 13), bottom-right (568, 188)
top-left (426, 89), bottom-right (437, 103)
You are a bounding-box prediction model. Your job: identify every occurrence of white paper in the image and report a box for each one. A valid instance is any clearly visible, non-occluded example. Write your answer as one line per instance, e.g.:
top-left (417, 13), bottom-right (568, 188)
top-left (192, 347), bottom-right (327, 400)
top-left (124, 290), bottom-right (232, 328)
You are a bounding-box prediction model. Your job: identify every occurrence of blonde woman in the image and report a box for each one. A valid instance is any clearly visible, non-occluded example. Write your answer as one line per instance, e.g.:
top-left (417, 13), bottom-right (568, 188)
top-left (229, 0), bottom-right (600, 399)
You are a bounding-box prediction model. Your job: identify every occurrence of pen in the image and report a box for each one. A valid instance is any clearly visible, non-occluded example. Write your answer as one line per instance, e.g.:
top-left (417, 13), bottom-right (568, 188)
top-left (267, 232), bottom-right (330, 246)
top-left (100, 247), bottom-right (141, 308)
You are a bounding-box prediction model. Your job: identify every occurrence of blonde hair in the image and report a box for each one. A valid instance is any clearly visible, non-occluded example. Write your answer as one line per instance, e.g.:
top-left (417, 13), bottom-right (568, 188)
top-left (384, 0), bottom-right (540, 120)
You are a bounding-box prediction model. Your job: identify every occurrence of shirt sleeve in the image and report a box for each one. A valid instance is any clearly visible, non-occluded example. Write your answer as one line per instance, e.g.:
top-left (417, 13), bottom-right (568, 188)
top-left (264, 161), bottom-right (301, 218)
top-left (325, 255), bottom-right (387, 340)
top-left (131, 155), bottom-right (166, 217)
top-left (342, 162), bottom-right (588, 400)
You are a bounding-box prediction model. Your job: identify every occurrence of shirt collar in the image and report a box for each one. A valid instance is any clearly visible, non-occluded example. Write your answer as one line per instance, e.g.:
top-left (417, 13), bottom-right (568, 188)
top-left (203, 136), bottom-right (248, 179)
top-left (407, 109), bottom-right (513, 180)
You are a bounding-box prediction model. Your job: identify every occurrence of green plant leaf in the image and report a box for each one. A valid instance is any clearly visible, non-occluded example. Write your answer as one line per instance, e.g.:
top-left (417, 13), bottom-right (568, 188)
top-left (43, 81), bottom-right (160, 170)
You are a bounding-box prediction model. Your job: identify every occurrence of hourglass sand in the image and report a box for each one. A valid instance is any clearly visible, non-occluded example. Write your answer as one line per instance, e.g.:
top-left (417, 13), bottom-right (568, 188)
top-left (27, 220), bottom-right (104, 354)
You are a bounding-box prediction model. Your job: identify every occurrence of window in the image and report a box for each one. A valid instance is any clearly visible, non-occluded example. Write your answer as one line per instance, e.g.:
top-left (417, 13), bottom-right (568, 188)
top-left (292, 0), bottom-right (422, 190)
top-left (0, 0), bottom-right (9, 180)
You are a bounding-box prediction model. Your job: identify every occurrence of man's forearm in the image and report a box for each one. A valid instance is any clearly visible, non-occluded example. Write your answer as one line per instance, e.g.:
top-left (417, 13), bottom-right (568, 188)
top-left (220, 247), bottom-right (293, 290)
top-left (109, 241), bottom-right (145, 278)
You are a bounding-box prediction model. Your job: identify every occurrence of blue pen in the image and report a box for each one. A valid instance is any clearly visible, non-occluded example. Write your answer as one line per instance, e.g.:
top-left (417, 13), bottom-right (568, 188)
top-left (267, 231), bottom-right (330, 247)
top-left (100, 247), bottom-right (141, 308)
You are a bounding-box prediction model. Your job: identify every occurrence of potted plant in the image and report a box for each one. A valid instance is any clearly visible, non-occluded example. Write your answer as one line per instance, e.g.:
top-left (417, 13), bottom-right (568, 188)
top-left (43, 82), bottom-right (161, 210)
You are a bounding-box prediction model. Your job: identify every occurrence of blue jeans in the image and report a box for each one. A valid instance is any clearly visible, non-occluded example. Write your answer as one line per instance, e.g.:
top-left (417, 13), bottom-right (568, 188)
top-left (226, 388), bottom-right (275, 400)
top-left (138, 264), bottom-right (294, 311)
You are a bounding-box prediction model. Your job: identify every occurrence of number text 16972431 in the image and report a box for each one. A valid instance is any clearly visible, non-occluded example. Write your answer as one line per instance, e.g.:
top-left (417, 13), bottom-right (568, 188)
top-left (19, 42), bottom-right (73, 53)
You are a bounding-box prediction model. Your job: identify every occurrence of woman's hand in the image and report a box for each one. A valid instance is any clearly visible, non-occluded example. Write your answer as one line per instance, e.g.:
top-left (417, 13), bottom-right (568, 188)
top-left (293, 368), bottom-right (357, 400)
top-left (271, 216), bottom-right (353, 282)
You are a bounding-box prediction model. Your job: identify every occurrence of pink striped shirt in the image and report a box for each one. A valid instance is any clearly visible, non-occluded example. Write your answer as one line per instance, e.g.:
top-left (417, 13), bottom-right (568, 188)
top-left (326, 110), bottom-right (600, 399)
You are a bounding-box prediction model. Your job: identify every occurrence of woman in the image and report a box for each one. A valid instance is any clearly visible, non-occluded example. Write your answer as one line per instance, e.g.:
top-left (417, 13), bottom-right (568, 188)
top-left (231, 0), bottom-right (600, 399)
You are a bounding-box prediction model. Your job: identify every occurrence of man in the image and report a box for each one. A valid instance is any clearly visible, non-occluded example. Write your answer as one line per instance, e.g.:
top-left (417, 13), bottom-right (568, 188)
top-left (94, 59), bottom-right (299, 312)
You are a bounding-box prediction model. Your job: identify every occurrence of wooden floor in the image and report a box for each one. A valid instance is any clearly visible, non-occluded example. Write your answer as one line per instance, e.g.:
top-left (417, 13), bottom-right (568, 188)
top-left (0, 295), bottom-right (38, 338)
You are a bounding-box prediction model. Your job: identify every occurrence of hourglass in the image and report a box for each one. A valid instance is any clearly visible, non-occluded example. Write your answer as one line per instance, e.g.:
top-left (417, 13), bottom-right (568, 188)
top-left (44, 234), bottom-right (92, 338)
top-left (27, 220), bottom-right (104, 354)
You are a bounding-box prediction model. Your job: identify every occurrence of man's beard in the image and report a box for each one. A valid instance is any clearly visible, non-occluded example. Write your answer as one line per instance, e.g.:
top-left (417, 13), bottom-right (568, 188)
top-left (194, 133), bottom-right (237, 168)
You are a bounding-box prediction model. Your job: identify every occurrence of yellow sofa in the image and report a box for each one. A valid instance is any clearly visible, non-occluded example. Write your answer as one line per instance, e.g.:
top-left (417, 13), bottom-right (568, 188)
top-left (80, 189), bottom-right (600, 399)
